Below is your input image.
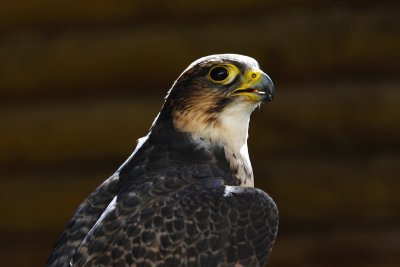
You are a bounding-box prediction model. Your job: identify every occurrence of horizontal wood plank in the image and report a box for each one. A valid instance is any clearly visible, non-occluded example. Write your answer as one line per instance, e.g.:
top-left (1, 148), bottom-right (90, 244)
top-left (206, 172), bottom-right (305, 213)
top-left (1, 225), bottom-right (399, 267)
top-left (0, 3), bottom-right (399, 266)
top-left (1, 155), bottom-right (398, 232)
top-left (1, 83), bottom-right (399, 166)
top-left (1, 1), bottom-right (396, 32)
top-left (0, 5), bottom-right (398, 96)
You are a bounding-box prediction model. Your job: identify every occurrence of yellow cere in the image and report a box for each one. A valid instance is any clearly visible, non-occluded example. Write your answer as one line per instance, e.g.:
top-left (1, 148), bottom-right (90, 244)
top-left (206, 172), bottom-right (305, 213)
top-left (232, 69), bottom-right (264, 101)
top-left (242, 69), bottom-right (262, 87)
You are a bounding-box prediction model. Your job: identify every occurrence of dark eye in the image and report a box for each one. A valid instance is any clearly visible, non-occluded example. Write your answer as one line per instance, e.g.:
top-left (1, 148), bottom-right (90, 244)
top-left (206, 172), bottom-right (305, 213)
top-left (209, 66), bottom-right (229, 82)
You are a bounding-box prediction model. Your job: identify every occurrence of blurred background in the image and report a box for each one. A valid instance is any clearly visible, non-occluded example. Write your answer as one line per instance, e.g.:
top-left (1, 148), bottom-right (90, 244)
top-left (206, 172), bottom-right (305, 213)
top-left (0, 1), bottom-right (399, 266)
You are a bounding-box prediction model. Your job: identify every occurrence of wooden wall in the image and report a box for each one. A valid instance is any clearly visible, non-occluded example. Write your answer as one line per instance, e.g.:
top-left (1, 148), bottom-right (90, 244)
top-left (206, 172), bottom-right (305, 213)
top-left (0, 1), bottom-right (399, 266)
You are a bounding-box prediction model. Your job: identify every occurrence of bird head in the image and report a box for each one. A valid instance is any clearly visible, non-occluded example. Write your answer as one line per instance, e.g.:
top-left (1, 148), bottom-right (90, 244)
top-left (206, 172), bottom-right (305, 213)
top-left (158, 54), bottom-right (274, 149)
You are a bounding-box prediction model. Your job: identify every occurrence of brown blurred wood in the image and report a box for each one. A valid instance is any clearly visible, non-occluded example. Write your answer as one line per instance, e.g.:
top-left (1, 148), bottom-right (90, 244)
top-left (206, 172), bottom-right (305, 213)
top-left (0, 96), bottom-right (162, 165)
top-left (0, 2), bottom-right (399, 267)
top-left (269, 228), bottom-right (400, 267)
top-left (1, 1), bottom-right (396, 32)
top-left (1, 155), bottom-right (398, 232)
top-left (0, 170), bottom-right (106, 232)
top-left (252, 82), bottom-right (400, 154)
top-left (1, 83), bottom-right (399, 166)
top-left (1, 227), bottom-right (399, 267)
top-left (0, 4), bottom-right (398, 96)
top-left (1, 80), bottom-right (399, 245)
top-left (0, 82), bottom-right (399, 233)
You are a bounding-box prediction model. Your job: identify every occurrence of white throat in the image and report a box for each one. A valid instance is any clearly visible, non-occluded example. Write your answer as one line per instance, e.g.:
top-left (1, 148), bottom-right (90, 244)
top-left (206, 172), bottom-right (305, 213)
top-left (217, 103), bottom-right (255, 187)
top-left (175, 102), bottom-right (256, 187)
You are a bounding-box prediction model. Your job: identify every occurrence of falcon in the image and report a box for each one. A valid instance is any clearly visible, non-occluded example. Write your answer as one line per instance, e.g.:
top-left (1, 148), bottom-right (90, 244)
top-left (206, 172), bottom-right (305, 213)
top-left (47, 54), bottom-right (278, 267)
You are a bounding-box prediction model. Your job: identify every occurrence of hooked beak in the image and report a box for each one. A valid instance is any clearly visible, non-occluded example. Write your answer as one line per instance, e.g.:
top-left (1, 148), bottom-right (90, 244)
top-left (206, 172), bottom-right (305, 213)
top-left (231, 70), bottom-right (275, 102)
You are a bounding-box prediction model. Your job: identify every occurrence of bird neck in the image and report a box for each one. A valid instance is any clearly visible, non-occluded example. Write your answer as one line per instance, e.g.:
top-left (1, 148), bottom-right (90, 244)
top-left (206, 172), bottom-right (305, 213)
top-left (177, 103), bottom-right (255, 187)
top-left (121, 105), bottom-right (255, 188)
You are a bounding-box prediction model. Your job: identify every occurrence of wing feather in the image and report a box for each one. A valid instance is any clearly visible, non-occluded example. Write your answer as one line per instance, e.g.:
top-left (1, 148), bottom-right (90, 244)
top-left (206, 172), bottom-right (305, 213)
top-left (47, 173), bottom-right (120, 267)
top-left (70, 178), bottom-right (278, 267)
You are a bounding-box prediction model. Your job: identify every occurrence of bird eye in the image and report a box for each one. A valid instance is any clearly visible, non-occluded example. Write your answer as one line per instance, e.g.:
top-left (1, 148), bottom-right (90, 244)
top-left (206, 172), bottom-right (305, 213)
top-left (209, 66), bottom-right (229, 82)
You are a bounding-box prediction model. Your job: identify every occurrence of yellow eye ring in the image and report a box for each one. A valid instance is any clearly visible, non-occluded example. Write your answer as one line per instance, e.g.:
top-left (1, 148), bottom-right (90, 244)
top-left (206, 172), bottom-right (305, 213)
top-left (207, 64), bottom-right (239, 84)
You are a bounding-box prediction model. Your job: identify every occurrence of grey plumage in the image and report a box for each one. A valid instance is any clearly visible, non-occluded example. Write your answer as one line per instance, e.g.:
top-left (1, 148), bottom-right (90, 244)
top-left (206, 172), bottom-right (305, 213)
top-left (47, 54), bottom-right (278, 267)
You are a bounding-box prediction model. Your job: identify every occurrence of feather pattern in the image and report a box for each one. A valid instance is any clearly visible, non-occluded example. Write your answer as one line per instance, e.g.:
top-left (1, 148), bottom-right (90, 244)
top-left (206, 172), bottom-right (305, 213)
top-left (47, 54), bottom-right (278, 267)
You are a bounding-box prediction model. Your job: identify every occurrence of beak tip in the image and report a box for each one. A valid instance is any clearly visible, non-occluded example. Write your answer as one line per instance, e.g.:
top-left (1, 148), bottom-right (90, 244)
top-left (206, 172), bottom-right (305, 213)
top-left (264, 75), bottom-right (275, 102)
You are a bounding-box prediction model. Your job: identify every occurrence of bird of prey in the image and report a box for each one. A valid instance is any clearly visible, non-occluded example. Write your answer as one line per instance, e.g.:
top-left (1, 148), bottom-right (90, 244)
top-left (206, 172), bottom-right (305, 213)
top-left (47, 54), bottom-right (278, 267)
